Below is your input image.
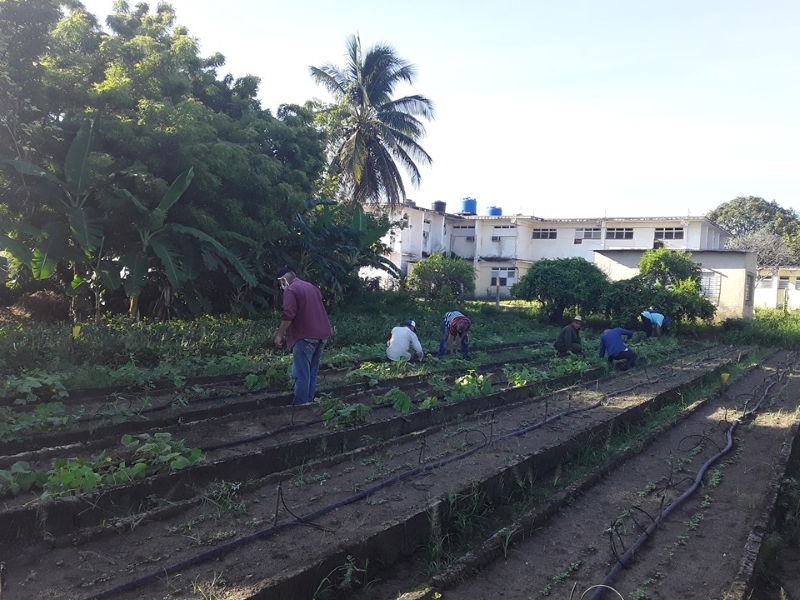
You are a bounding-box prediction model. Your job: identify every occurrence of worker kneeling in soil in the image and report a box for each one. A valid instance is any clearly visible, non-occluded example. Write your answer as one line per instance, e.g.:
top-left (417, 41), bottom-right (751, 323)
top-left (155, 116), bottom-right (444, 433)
top-left (387, 319), bottom-right (424, 363)
top-left (554, 315), bottom-right (584, 357)
top-left (599, 327), bottom-right (637, 371)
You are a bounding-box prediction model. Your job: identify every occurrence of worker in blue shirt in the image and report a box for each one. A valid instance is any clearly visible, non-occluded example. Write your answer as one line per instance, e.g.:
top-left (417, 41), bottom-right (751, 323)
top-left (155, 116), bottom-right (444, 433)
top-left (599, 327), bottom-right (637, 370)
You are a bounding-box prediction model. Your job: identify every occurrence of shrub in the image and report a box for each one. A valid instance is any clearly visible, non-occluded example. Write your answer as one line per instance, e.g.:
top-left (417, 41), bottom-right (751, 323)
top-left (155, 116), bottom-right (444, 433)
top-left (406, 254), bottom-right (476, 302)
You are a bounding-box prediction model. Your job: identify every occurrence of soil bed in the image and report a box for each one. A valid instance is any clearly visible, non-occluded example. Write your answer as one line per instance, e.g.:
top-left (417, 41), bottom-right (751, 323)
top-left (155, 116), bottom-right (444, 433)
top-left (0, 345), bottom-right (754, 599)
top-left (366, 349), bottom-right (800, 600)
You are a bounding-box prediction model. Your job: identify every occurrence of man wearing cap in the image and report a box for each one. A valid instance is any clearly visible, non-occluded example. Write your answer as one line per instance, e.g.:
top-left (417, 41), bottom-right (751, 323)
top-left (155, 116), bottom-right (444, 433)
top-left (599, 327), bottom-right (637, 370)
top-left (438, 310), bottom-right (471, 359)
top-left (273, 268), bottom-right (332, 406)
top-left (387, 319), bottom-right (424, 362)
top-left (554, 315), bottom-right (584, 357)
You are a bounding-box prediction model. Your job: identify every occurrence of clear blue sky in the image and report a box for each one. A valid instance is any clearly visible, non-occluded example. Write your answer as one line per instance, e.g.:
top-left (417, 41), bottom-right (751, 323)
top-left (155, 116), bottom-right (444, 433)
top-left (80, 0), bottom-right (800, 219)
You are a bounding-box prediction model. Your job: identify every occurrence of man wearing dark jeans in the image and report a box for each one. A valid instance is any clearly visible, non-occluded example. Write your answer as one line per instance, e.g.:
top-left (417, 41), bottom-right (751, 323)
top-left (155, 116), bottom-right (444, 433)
top-left (599, 327), bottom-right (637, 370)
top-left (273, 268), bottom-right (332, 405)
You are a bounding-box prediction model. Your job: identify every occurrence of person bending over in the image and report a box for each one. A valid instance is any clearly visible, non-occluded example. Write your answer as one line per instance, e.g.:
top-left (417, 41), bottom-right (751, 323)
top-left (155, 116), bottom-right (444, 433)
top-left (387, 319), bottom-right (424, 362)
top-left (438, 311), bottom-right (471, 359)
top-left (599, 327), bottom-right (637, 371)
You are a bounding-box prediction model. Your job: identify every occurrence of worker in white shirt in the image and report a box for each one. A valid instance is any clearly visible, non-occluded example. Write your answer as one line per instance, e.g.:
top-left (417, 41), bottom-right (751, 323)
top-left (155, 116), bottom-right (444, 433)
top-left (386, 319), bottom-right (424, 362)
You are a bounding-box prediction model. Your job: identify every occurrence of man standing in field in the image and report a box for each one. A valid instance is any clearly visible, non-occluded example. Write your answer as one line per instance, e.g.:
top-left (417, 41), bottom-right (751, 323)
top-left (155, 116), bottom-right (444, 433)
top-left (438, 311), bottom-right (471, 359)
top-left (554, 315), bottom-right (584, 357)
top-left (273, 268), bottom-right (332, 406)
top-left (599, 327), bottom-right (637, 370)
top-left (387, 319), bottom-right (424, 362)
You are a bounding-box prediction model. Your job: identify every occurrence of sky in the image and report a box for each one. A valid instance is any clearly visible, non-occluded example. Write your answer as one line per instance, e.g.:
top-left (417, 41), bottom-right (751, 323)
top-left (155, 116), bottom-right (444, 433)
top-left (78, 0), bottom-right (800, 219)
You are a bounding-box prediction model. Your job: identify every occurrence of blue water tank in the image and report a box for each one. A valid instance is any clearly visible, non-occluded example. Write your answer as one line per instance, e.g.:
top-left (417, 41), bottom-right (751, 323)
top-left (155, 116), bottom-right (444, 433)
top-left (461, 197), bottom-right (477, 214)
top-left (487, 206), bottom-right (503, 216)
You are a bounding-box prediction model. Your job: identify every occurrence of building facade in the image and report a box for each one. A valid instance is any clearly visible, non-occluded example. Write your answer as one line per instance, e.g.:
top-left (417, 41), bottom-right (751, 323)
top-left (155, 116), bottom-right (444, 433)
top-left (373, 200), bottom-right (755, 320)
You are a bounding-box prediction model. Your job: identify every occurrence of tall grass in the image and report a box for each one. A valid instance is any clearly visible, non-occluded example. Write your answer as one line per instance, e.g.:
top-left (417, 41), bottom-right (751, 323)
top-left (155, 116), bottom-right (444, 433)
top-left (720, 309), bottom-right (800, 349)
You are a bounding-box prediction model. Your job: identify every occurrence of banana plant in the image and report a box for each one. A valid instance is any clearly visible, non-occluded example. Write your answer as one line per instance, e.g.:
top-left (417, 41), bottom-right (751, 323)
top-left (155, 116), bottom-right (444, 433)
top-left (119, 167), bottom-right (258, 319)
top-left (0, 119), bottom-right (103, 281)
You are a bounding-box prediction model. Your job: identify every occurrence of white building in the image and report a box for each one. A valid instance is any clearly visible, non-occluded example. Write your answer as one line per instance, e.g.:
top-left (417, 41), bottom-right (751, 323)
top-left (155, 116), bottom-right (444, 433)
top-left (754, 267), bottom-right (800, 310)
top-left (372, 199), bottom-right (756, 320)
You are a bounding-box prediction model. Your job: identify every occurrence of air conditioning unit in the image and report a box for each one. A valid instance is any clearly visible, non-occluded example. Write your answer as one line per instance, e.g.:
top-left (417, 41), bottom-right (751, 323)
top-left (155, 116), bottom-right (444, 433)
top-left (491, 236), bottom-right (501, 242)
top-left (422, 231), bottom-right (429, 238)
top-left (465, 236), bottom-right (475, 242)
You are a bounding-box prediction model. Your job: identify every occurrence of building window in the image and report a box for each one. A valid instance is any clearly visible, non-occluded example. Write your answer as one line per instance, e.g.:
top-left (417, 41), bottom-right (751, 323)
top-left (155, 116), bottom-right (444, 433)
top-left (531, 229), bottom-right (557, 239)
top-left (700, 271), bottom-right (721, 300)
top-left (757, 276), bottom-right (773, 288)
top-left (779, 276), bottom-right (790, 289)
top-left (745, 274), bottom-right (755, 302)
top-left (575, 228), bottom-right (601, 240)
top-left (452, 225), bottom-right (475, 237)
top-left (490, 267), bottom-right (517, 287)
top-left (654, 227), bottom-right (684, 240)
top-left (605, 228), bottom-right (634, 240)
top-left (491, 236), bottom-right (501, 242)
top-left (465, 236), bottom-right (475, 242)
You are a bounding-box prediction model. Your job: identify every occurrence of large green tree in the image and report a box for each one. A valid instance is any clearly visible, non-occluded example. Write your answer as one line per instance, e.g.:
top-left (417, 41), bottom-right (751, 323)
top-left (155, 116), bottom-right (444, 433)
top-left (0, 1), bottom-right (332, 319)
top-left (511, 257), bottom-right (608, 323)
top-left (309, 34), bottom-right (434, 208)
top-left (707, 196), bottom-right (800, 260)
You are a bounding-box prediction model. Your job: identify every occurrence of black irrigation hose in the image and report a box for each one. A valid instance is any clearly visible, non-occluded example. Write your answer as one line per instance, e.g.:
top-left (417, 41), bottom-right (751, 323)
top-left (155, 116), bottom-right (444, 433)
top-left (82, 350), bottom-right (725, 598)
top-left (83, 381), bottom-right (614, 599)
top-left (587, 364), bottom-right (789, 600)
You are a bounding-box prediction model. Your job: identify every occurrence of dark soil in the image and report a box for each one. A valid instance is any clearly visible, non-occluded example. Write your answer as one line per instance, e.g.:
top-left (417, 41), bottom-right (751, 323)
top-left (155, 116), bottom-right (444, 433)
top-left (0, 346), bottom-right (796, 600)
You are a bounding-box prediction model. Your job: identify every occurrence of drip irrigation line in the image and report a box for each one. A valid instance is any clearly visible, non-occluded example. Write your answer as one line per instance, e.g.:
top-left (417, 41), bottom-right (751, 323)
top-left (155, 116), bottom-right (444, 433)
top-left (587, 364), bottom-right (790, 600)
top-left (83, 383), bottom-right (610, 600)
top-left (82, 349), bottom-right (731, 599)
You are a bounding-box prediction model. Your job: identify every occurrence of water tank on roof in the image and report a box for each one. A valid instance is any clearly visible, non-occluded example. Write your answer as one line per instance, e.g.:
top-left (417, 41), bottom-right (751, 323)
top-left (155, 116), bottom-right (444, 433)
top-left (487, 206), bottom-right (502, 216)
top-left (460, 197), bottom-right (477, 214)
top-left (433, 201), bottom-right (447, 213)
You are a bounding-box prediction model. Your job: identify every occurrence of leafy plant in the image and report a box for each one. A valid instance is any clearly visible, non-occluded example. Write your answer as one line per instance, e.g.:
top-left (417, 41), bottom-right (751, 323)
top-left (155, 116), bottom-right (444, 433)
top-left (244, 367), bottom-right (289, 390)
top-left (445, 371), bottom-right (493, 402)
top-left (0, 370), bottom-right (69, 405)
top-left (377, 387), bottom-right (412, 413)
top-left (319, 397), bottom-right (372, 429)
top-left (0, 433), bottom-right (205, 499)
top-left (503, 364), bottom-right (548, 388)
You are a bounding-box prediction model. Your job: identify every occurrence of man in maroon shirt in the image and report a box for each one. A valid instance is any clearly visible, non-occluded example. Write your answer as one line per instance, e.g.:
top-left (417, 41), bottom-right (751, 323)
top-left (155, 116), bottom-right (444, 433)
top-left (273, 268), bottom-right (332, 405)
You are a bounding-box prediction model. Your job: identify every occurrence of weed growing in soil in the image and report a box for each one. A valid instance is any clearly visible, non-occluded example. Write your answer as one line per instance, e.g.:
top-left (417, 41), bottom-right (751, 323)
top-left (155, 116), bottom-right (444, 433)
top-left (202, 481), bottom-right (246, 515)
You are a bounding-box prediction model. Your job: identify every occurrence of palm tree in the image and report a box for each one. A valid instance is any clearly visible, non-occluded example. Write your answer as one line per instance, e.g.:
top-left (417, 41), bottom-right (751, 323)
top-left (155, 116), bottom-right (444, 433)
top-left (310, 34), bottom-right (434, 208)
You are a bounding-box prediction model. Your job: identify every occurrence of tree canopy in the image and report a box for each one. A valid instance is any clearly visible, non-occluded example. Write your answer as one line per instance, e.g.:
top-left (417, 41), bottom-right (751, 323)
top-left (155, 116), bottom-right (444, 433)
top-left (638, 247), bottom-right (701, 288)
top-left (707, 196), bottom-right (800, 262)
top-left (511, 257), bottom-right (608, 323)
top-left (0, 1), bottom-right (396, 320)
top-left (309, 34), bottom-right (434, 208)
